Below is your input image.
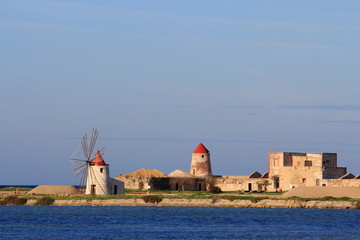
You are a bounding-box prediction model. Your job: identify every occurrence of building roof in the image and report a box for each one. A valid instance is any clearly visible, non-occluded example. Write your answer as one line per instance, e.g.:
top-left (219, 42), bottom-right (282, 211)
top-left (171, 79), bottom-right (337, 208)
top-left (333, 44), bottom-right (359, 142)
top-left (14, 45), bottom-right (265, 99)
top-left (168, 169), bottom-right (194, 178)
top-left (90, 151), bottom-right (106, 166)
top-left (119, 169), bottom-right (167, 178)
top-left (193, 143), bottom-right (209, 153)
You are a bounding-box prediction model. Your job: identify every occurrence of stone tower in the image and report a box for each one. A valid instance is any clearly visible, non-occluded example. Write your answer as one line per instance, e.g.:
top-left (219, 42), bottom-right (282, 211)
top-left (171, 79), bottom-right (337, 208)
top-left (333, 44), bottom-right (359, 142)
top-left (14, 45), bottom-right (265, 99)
top-left (190, 143), bottom-right (212, 177)
top-left (85, 151), bottom-right (110, 195)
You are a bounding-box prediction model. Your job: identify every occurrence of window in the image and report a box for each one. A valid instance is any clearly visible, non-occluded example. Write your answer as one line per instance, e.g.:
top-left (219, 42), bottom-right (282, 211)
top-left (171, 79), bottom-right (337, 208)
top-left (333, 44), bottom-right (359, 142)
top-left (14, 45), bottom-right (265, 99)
top-left (274, 159), bottom-right (279, 167)
top-left (100, 168), bottom-right (103, 173)
top-left (304, 161), bottom-right (312, 167)
top-left (302, 178), bottom-right (306, 183)
top-left (201, 155), bottom-right (204, 158)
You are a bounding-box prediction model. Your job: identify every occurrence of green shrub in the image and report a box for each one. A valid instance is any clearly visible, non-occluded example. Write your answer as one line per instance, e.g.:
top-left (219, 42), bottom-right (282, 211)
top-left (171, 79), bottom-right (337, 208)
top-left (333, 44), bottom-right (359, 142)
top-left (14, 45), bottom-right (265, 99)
top-left (3, 196), bottom-right (18, 204)
top-left (322, 196), bottom-right (336, 201)
top-left (337, 197), bottom-right (351, 201)
top-left (0, 196), bottom-right (27, 205)
top-left (35, 196), bottom-right (55, 206)
top-left (288, 196), bottom-right (301, 200)
top-left (250, 197), bottom-right (264, 203)
top-left (141, 195), bottom-right (163, 204)
top-left (222, 195), bottom-right (236, 202)
top-left (209, 186), bottom-right (222, 194)
top-left (14, 197), bottom-right (27, 205)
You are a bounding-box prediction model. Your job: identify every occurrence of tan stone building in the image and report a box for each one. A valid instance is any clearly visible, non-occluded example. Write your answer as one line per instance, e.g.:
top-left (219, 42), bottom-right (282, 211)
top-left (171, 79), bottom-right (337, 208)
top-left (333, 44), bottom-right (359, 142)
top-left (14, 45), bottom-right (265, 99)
top-left (267, 152), bottom-right (356, 191)
top-left (116, 144), bottom-right (360, 192)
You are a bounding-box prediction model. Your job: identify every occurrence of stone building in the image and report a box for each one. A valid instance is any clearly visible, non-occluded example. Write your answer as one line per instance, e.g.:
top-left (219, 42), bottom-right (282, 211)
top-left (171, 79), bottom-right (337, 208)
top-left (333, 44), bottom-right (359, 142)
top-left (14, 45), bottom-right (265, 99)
top-left (116, 144), bottom-right (360, 192)
top-left (267, 152), bottom-right (359, 191)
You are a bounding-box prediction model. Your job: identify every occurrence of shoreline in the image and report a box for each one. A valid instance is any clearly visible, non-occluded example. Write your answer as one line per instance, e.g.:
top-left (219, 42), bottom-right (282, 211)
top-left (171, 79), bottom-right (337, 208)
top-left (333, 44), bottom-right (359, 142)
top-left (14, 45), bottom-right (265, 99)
top-left (24, 198), bottom-right (358, 209)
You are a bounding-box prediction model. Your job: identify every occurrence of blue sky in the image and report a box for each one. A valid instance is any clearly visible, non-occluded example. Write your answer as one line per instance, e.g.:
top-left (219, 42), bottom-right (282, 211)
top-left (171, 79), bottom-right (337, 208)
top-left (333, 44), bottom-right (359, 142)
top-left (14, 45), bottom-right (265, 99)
top-left (1, 0), bottom-right (360, 185)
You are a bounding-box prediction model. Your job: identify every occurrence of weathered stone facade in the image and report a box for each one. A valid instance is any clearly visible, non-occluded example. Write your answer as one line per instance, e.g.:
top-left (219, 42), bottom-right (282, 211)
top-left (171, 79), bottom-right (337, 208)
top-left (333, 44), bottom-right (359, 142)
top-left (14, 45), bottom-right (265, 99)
top-left (117, 145), bottom-right (360, 193)
top-left (267, 152), bottom-right (355, 191)
top-left (190, 143), bottom-right (212, 177)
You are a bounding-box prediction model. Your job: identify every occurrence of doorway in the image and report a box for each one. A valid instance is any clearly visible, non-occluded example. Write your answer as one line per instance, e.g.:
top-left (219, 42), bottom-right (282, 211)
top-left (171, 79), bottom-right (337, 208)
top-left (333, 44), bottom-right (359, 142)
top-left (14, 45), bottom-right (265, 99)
top-left (91, 185), bottom-right (96, 195)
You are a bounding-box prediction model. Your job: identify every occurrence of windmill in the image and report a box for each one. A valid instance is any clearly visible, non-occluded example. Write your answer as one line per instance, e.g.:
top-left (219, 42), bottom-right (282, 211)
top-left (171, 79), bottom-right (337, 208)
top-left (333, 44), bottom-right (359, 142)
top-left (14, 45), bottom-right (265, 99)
top-left (70, 128), bottom-right (109, 195)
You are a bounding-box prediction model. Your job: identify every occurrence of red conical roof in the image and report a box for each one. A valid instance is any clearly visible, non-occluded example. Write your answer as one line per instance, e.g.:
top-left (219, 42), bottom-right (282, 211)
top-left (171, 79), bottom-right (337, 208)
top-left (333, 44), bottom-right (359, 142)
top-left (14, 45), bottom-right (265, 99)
top-left (90, 151), bottom-right (106, 166)
top-left (193, 143), bottom-right (209, 153)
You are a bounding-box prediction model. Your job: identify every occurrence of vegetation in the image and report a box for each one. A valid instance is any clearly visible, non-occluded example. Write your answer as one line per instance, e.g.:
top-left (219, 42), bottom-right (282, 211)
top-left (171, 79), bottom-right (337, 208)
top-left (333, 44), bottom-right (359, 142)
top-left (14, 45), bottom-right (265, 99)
top-left (270, 175), bottom-right (280, 192)
top-left (141, 195), bottom-right (163, 204)
top-left (1, 189), bottom-right (358, 208)
top-left (260, 180), bottom-right (270, 192)
top-left (35, 196), bottom-right (55, 206)
top-left (205, 176), bottom-right (222, 194)
top-left (0, 195), bottom-right (27, 205)
top-left (0, 187), bottom-right (32, 192)
top-left (138, 182), bottom-right (144, 190)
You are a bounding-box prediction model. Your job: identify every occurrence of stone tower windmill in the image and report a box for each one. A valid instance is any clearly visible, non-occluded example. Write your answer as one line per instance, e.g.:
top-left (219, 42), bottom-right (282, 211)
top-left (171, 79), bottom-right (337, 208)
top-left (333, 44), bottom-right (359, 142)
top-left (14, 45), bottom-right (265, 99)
top-left (190, 143), bottom-right (212, 177)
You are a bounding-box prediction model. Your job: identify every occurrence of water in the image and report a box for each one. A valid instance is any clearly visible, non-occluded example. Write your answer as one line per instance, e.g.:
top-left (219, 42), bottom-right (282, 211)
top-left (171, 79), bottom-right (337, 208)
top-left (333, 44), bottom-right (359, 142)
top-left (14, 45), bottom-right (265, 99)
top-left (0, 206), bottom-right (359, 239)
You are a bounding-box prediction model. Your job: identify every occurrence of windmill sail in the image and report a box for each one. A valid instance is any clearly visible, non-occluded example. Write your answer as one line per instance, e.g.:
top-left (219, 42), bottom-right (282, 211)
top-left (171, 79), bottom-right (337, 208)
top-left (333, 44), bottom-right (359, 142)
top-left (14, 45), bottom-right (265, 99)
top-left (70, 128), bottom-right (101, 192)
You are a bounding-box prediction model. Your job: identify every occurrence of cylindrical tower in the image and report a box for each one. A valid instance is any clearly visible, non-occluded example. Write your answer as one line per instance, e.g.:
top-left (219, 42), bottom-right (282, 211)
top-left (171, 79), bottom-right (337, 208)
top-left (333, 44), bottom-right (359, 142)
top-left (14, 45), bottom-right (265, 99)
top-left (190, 143), bottom-right (212, 177)
top-left (85, 151), bottom-right (110, 195)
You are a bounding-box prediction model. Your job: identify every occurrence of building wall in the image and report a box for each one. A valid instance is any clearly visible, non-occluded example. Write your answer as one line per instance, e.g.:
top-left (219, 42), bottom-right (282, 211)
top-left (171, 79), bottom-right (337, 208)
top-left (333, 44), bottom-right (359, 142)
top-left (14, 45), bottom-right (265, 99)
top-left (190, 152), bottom-right (212, 177)
top-left (85, 165), bottom-right (110, 195)
top-left (116, 176), bottom-right (152, 190)
top-left (215, 176), bottom-right (268, 192)
top-left (169, 178), bottom-right (205, 191)
top-left (109, 178), bottom-right (125, 195)
top-left (321, 179), bottom-right (360, 187)
top-left (268, 152), bottom-right (348, 191)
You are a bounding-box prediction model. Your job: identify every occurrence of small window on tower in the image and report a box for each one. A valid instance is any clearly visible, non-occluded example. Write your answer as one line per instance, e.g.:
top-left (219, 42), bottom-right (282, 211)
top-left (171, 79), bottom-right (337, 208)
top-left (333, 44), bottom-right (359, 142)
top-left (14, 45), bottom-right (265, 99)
top-left (100, 168), bottom-right (103, 173)
top-left (202, 155), bottom-right (204, 158)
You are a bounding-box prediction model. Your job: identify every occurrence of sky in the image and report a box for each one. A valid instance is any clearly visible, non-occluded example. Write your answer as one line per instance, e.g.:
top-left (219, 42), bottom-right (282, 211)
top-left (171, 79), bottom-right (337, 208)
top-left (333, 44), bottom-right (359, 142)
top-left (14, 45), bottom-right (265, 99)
top-left (1, 0), bottom-right (360, 185)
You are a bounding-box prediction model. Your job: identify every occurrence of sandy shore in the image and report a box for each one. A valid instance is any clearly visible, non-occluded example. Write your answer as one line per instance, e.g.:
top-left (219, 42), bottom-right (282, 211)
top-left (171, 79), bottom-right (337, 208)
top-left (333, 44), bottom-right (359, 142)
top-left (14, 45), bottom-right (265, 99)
top-left (25, 198), bottom-right (358, 209)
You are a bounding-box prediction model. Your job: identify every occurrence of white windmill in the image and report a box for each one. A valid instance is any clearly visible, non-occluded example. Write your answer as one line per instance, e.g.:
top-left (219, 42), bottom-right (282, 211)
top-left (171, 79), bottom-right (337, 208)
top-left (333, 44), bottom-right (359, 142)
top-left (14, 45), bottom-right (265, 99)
top-left (70, 128), bottom-right (112, 195)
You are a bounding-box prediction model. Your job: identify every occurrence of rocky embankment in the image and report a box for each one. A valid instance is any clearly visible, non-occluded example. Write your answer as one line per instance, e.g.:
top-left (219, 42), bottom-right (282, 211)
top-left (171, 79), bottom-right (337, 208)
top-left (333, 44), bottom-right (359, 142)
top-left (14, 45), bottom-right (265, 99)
top-left (25, 198), bottom-right (358, 209)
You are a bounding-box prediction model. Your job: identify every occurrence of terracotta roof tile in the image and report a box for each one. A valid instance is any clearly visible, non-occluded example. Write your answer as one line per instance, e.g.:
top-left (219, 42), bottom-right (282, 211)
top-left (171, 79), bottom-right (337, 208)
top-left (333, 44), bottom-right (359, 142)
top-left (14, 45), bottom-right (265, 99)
top-left (193, 143), bottom-right (209, 153)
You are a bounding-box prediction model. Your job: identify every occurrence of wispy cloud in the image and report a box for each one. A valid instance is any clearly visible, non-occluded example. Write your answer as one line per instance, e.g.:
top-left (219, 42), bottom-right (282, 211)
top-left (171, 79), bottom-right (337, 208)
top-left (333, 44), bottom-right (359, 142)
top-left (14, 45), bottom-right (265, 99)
top-left (90, 137), bottom-right (359, 147)
top-left (253, 41), bottom-right (341, 50)
top-left (167, 105), bottom-right (192, 109)
top-left (166, 105), bottom-right (263, 110)
top-left (278, 105), bottom-right (360, 111)
top-left (319, 120), bottom-right (360, 124)
top-left (221, 105), bottom-right (263, 109)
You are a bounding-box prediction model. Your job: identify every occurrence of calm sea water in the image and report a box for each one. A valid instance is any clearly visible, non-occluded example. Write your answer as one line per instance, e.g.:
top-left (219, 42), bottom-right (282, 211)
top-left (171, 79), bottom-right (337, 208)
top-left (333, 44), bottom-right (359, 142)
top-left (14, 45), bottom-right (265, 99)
top-left (0, 206), bottom-right (359, 239)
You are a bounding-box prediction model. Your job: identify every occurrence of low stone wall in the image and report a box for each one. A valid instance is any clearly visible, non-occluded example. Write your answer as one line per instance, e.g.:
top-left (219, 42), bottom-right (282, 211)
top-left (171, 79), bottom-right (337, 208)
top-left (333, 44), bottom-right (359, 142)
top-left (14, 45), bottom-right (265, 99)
top-left (323, 179), bottom-right (360, 187)
top-left (24, 198), bottom-right (358, 209)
